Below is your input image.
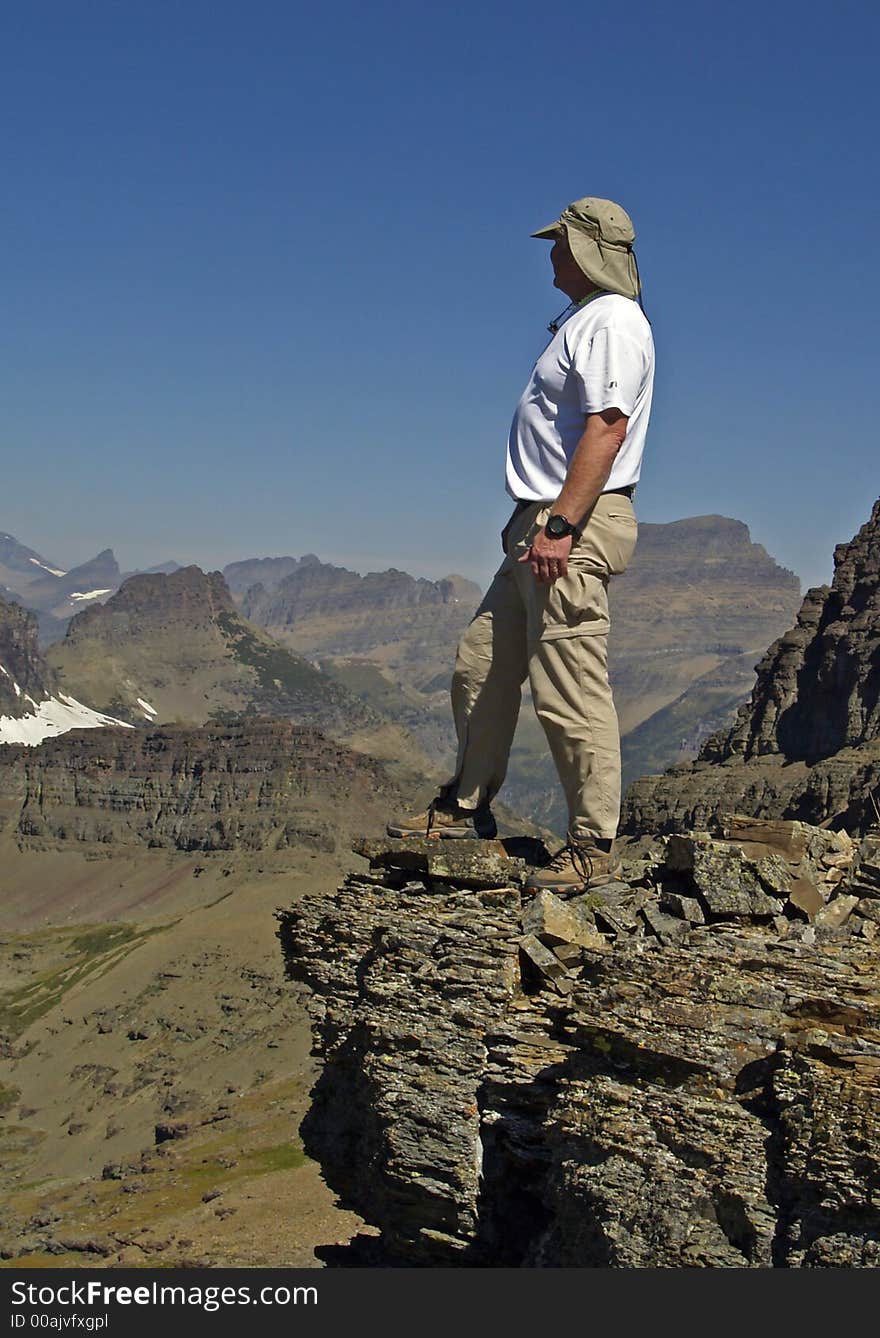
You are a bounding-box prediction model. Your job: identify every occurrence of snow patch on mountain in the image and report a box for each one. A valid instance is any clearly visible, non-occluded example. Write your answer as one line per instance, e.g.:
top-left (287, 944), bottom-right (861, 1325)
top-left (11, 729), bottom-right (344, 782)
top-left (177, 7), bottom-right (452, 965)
top-left (0, 663), bottom-right (22, 696)
top-left (28, 557), bottom-right (67, 577)
top-left (136, 697), bottom-right (157, 719)
top-left (69, 589), bottom-right (114, 602)
top-left (0, 693), bottom-right (133, 746)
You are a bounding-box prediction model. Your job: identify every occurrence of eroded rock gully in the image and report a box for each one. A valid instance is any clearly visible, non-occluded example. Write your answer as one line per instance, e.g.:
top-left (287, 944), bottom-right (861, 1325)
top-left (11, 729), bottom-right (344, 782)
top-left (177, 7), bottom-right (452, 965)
top-left (278, 828), bottom-right (880, 1267)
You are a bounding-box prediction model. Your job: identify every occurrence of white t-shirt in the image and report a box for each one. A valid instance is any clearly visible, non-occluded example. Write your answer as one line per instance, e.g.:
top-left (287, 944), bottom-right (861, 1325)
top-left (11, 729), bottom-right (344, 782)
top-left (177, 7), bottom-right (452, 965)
top-left (505, 292), bottom-right (654, 502)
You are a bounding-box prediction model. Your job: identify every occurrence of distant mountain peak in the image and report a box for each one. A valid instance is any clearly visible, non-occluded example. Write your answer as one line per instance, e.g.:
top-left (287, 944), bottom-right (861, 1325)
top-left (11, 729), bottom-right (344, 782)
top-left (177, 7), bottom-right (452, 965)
top-left (223, 555), bottom-right (311, 595)
top-left (80, 564), bottom-right (236, 624)
top-left (0, 533), bottom-right (67, 592)
top-left (120, 560), bottom-right (183, 582)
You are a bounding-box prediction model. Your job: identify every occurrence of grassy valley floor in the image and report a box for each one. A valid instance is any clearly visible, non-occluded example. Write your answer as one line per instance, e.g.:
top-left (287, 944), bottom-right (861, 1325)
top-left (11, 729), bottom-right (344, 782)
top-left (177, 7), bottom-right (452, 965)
top-left (0, 846), bottom-right (375, 1267)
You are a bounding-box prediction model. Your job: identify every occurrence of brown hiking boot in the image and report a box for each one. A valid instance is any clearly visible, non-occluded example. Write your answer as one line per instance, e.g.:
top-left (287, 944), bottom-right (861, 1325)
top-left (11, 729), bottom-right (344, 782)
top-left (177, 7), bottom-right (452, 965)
top-left (524, 841), bottom-right (618, 894)
top-left (386, 797), bottom-right (497, 840)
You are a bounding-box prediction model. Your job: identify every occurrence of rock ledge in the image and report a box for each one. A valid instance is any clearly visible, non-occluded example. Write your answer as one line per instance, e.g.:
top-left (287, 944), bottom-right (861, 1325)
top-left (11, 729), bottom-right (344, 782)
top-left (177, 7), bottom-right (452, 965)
top-left (278, 823), bottom-right (880, 1267)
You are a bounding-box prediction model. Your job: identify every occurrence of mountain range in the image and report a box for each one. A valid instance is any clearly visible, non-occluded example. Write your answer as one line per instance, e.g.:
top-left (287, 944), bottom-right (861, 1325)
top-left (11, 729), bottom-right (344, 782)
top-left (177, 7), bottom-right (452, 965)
top-left (0, 533), bottom-right (183, 646)
top-left (43, 566), bottom-right (436, 786)
top-left (221, 517), bottom-right (800, 830)
top-left (0, 516), bottom-right (802, 832)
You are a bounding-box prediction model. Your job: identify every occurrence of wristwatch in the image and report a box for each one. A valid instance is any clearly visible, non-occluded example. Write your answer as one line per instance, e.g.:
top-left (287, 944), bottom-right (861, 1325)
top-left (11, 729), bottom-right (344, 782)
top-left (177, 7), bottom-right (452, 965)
top-left (545, 514), bottom-right (578, 540)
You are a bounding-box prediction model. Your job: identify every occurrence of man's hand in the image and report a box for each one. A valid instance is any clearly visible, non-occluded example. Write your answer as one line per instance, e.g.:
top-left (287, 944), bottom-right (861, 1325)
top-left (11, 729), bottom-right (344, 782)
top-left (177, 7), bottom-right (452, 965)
top-left (518, 528), bottom-right (573, 584)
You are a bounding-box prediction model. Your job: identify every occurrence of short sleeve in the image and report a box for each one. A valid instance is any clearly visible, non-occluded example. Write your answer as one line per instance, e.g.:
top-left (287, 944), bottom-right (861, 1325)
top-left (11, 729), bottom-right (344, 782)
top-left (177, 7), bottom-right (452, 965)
top-left (568, 325), bottom-right (645, 417)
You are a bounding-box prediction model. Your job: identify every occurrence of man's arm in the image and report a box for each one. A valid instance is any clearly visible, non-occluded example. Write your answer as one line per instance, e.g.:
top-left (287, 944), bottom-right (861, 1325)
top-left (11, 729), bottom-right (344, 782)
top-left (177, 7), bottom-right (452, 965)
top-left (519, 408), bottom-right (629, 584)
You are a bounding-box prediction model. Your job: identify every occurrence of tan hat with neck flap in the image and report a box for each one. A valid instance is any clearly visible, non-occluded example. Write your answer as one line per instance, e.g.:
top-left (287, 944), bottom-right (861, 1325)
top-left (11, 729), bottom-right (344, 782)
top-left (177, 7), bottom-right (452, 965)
top-left (532, 196), bottom-right (640, 300)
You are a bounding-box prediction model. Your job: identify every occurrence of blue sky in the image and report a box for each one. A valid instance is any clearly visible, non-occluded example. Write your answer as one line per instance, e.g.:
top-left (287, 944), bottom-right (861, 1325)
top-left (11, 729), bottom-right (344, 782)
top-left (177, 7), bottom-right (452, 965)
top-left (3, 0), bottom-right (879, 593)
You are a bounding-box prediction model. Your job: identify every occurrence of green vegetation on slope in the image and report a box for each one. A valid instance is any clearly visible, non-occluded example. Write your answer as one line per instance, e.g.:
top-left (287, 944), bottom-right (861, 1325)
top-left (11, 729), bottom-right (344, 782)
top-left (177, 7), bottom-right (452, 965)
top-left (217, 612), bottom-right (337, 699)
top-left (0, 923), bottom-right (170, 1040)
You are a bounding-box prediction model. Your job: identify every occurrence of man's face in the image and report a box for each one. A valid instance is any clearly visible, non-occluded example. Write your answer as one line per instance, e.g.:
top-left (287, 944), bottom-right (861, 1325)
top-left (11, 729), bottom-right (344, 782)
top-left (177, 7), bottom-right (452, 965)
top-left (549, 234), bottom-right (593, 301)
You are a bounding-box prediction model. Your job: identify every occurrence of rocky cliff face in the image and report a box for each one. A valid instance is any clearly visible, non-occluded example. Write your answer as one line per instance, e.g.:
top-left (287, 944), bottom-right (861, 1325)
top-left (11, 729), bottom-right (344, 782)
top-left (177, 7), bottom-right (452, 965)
top-left (0, 596), bottom-right (55, 716)
top-left (708, 501), bottom-right (880, 763)
top-left (623, 499), bottom-right (880, 837)
top-left (0, 719), bottom-right (400, 853)
top-left (0, 593), bottom-right (131, 745)
top-left (279, 826), bottom-right (880, 1267)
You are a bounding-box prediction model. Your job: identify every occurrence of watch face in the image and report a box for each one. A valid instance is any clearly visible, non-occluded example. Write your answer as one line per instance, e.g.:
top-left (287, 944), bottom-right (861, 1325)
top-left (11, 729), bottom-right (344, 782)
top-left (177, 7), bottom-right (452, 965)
top-left (546, 515), bottom-right (571, 538)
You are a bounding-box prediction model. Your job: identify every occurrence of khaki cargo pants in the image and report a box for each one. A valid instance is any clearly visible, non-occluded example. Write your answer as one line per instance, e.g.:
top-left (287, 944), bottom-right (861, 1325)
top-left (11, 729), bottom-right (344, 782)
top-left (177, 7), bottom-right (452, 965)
top-left (444, 493), bottom-right (637, 842)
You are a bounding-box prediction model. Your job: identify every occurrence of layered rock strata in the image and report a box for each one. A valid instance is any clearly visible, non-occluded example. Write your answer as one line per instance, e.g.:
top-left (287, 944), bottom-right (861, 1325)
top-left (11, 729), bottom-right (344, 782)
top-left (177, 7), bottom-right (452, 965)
top-left (279, 826), bottom-right (880, 1267)
top-left (0, 720), bottom-right (399, 852)
top-left (623, 499), bottom-right (880, 836)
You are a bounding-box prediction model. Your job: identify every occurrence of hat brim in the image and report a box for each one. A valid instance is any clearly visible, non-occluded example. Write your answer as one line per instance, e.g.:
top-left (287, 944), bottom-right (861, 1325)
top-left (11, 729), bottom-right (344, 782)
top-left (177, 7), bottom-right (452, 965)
top-left (531, 222), bottom-right (563, 239)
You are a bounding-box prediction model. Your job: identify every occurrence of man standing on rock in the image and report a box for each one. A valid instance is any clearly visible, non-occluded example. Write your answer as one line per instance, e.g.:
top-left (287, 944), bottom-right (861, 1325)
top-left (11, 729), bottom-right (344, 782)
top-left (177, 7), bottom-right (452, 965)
top-left (389, 196), bottom-right (655, 892)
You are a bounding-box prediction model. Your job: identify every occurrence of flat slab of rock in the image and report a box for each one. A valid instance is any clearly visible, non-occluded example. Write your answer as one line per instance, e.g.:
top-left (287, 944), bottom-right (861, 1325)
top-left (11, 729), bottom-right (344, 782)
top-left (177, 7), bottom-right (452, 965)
top-left (722, 815), bottom-right (811, 863)
top-left (577, 884), bottom-right (648, 936)
top-left (642, 903), bottom-right (690, 942)
top-left (553, 941), bottom-right (584, 963)
top-left (352, 836), bottom-right (525, 888)
top-left (789, 878), bottom-right (824, 920)
top-left (751, 851), bottom-right (795, 896)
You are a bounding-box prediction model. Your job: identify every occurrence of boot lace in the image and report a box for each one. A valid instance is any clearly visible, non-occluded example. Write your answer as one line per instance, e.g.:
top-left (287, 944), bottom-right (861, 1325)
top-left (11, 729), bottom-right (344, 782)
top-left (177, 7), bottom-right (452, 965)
top-left (425, 798), bottom-right (458, 836)
top-left (424, 798), bottom-right (492, 838)
top-left (544, 842), bottom-right (594, 881)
